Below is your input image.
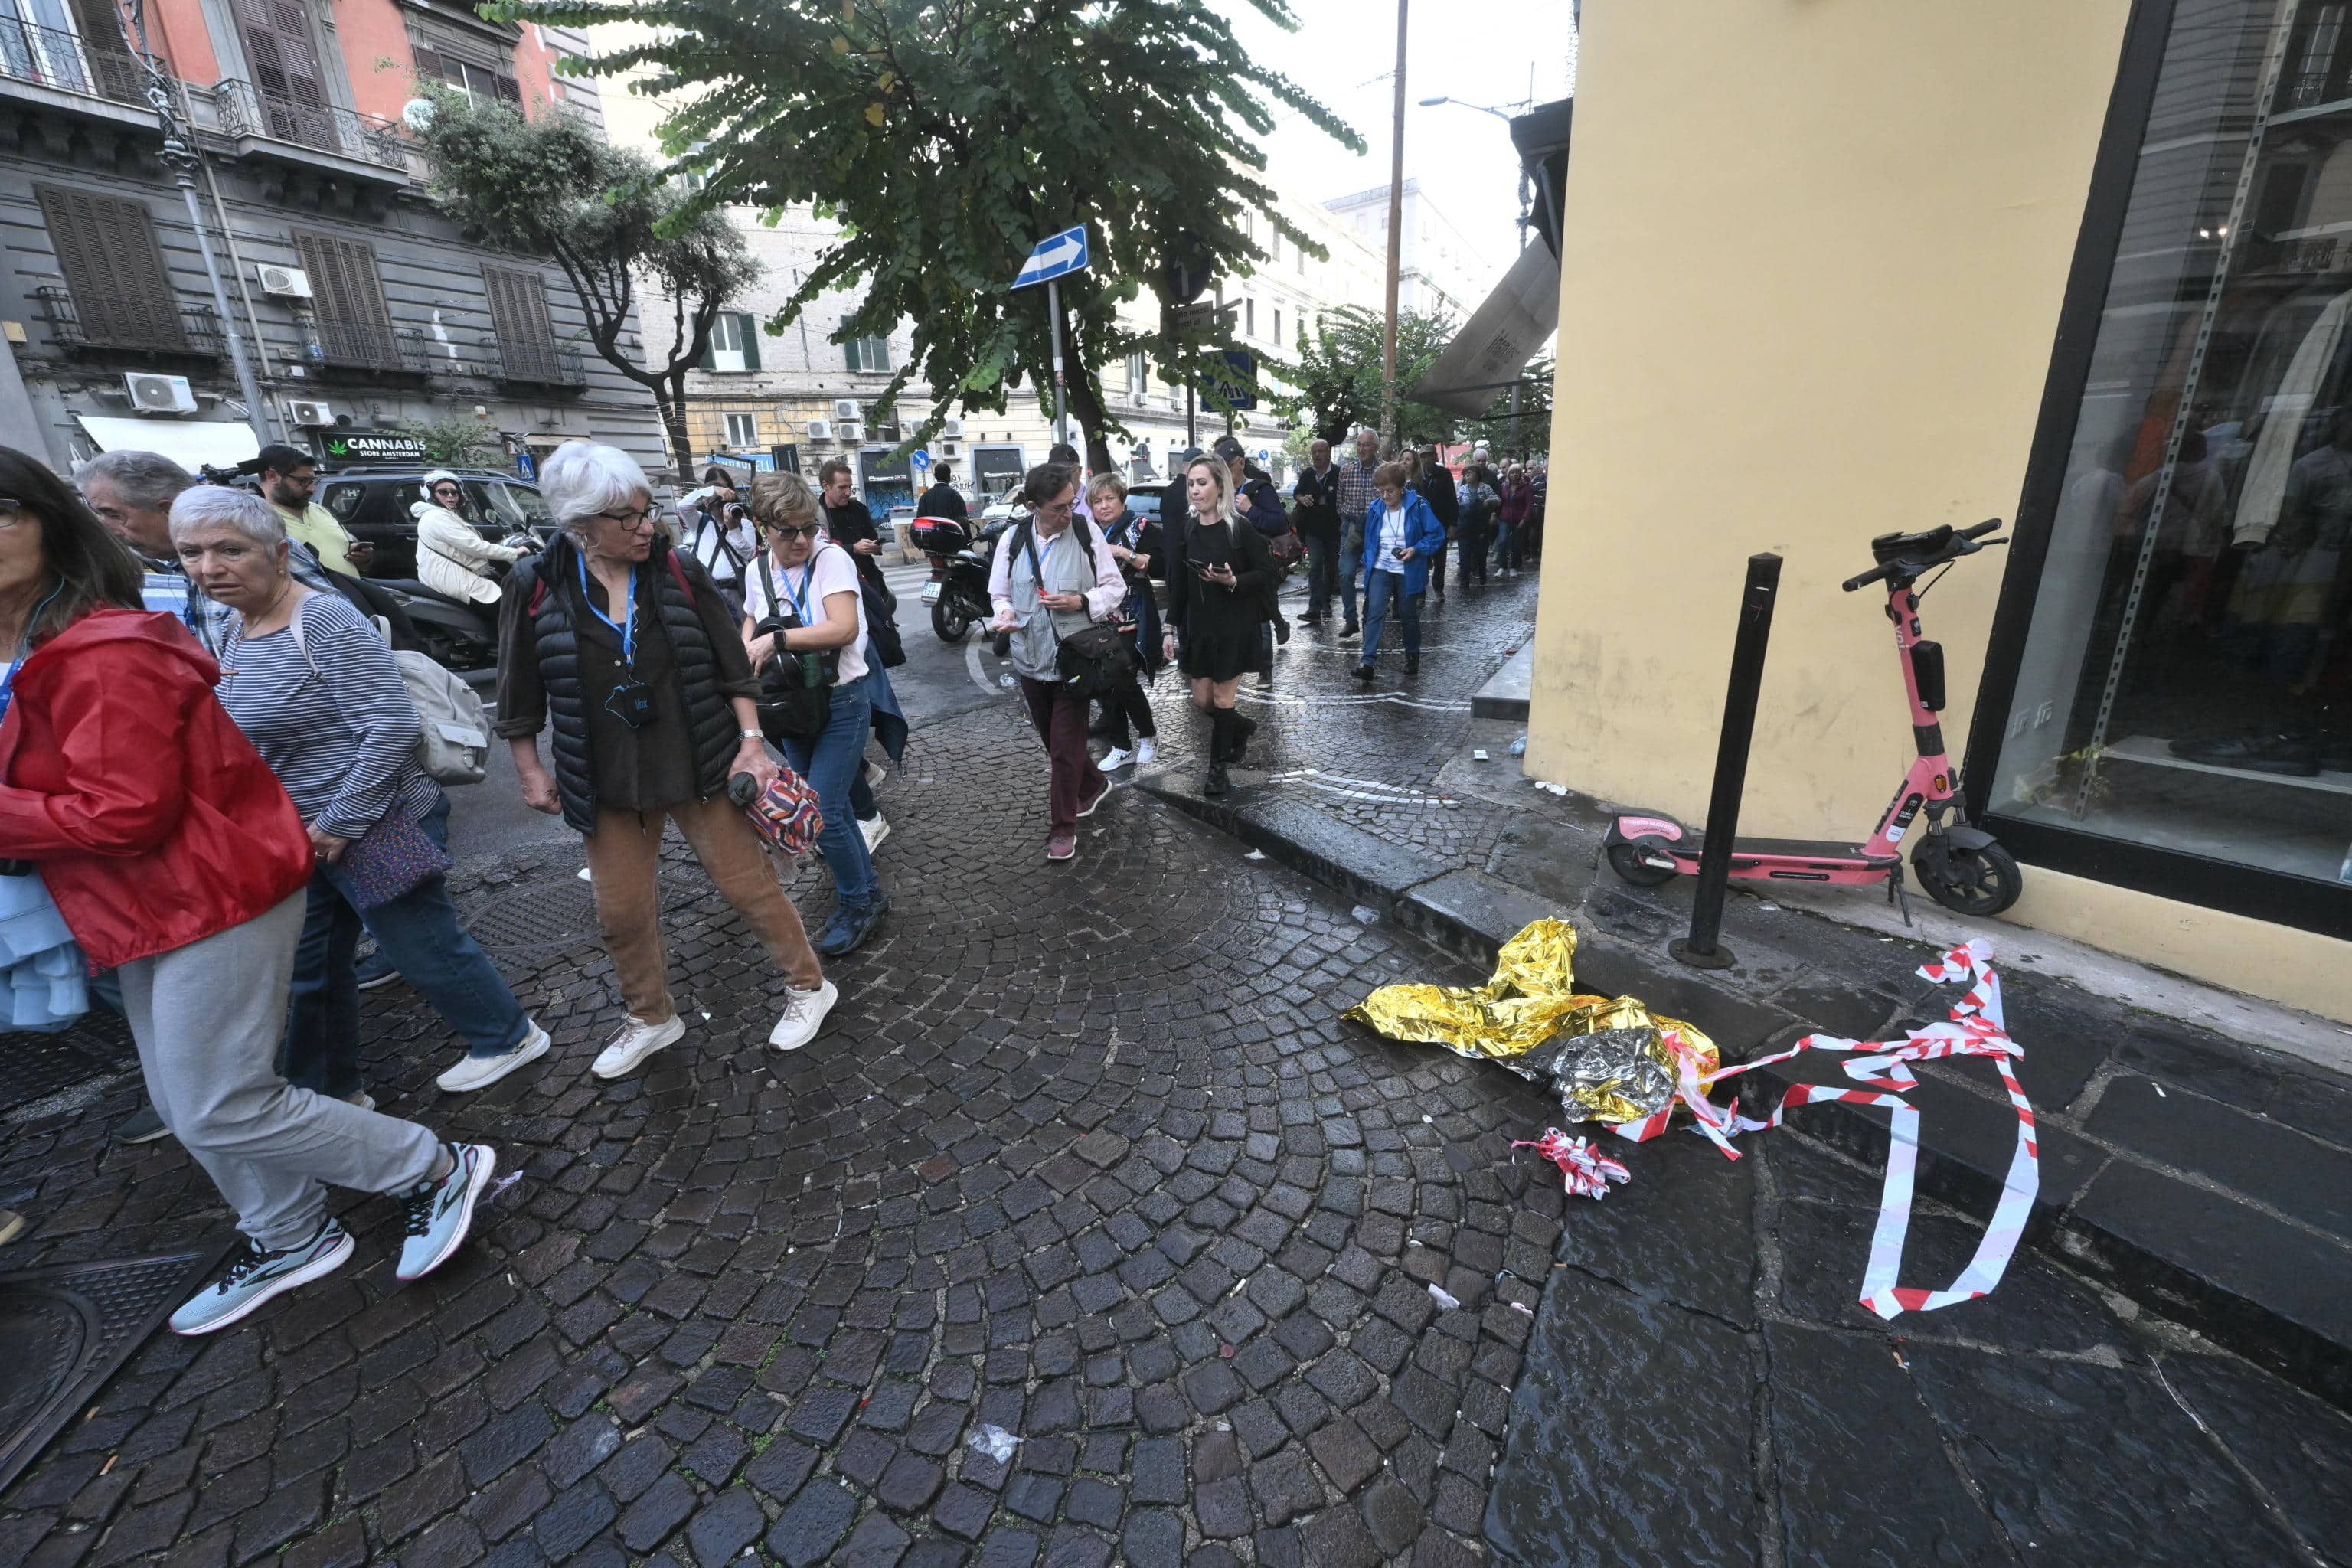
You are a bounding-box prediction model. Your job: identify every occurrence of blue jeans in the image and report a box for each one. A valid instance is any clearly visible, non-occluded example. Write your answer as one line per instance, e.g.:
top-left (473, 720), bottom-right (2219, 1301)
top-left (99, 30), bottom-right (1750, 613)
top-left (782, 670), bottom-right (877, 906)
top-left (1362, 569), bottom-right (1421, 662)
top-left (1305, 531), bottom-right (1340, 616)
top-left (1340, 519), bottom-right (1365, 624)
top-left (283, 795), bottom-right (528, 1096)
top-left (1491, 518), bottom-right (1513, 567)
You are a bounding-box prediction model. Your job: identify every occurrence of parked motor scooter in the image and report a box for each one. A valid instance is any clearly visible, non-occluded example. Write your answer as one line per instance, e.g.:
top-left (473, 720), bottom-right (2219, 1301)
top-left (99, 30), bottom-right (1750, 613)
top-left (913, 514), bottom-right (994, 642)
top-left (374, 540), bottom-right (534, 671)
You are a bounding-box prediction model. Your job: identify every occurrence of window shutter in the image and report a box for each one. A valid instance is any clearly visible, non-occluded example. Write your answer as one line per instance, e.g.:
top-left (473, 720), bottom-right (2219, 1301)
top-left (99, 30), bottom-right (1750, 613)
top-left (36, 185), bottom-right (185, 349)
top-left (483, 266), bottom-right (551, 345)
top-left (495, 72), bottom-right (521, 102)
top-left (411, 43), bottom-right (444, 80)
top-left (233, 0), bottom-right (327, 127)
top-left (296, 230), bottom-right (397, 368)
top-left (698, 325), bottom-right (715, 372)
top-left (738, 312), bottom-right (760, 372)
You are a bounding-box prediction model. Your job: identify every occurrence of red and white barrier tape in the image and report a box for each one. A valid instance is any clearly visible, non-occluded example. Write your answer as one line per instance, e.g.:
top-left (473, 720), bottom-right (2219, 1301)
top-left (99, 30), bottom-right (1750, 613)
top-left (1608, 939), bottom-right (2039, 1319)
top-left (1511, 1128), bottom-right (1633, 1200)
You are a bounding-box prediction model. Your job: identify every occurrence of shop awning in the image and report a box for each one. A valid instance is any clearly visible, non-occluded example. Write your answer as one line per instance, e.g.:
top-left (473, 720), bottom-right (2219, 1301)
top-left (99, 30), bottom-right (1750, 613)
top-left (74, 415), bottom-right (259, 472)
top-left (1410, 240), bottom-right (1560, 418)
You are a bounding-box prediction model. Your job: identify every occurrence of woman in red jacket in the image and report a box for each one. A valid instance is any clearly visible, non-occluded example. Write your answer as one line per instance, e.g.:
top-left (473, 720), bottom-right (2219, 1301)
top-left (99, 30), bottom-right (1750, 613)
top-left (0, 450), bottom-right (495, 1335)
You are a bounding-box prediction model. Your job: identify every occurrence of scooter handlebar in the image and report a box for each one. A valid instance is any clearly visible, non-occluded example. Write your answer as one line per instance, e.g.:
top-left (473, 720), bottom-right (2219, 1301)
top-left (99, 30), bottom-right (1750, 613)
top-left (1962, 518), bottom-right (2004, 539)
top-left (1845, 518), bottom-right (2007, 590)
top-left (1841, 562), bottom-right (1892, 593)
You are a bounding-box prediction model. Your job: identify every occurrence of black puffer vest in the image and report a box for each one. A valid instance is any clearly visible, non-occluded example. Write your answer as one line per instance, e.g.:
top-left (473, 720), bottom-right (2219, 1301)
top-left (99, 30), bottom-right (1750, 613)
top-left (513, 533), bottom-right (739, 835)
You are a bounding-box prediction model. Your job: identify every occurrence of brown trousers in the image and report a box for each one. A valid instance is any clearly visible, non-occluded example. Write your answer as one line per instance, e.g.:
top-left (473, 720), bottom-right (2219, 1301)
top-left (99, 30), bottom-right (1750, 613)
top-left (581, 797), bottom-right (823, 1025)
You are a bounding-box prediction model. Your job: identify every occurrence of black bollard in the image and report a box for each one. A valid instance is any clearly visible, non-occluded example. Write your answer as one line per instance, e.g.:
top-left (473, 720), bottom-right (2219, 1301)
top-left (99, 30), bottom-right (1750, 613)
top-left (1671, 551), bottom-right (1783, 970)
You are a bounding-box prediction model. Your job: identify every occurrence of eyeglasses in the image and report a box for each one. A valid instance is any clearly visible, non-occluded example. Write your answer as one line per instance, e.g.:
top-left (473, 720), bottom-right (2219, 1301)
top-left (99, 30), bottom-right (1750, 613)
top-left (596, 506), bottom-right (658, 529)
top-left (766, 522), bottom-right (822, 539)
top-left (0, 498), bottom-right (31, 529)
top-left (1035, 497), bottom-right (1074, 516)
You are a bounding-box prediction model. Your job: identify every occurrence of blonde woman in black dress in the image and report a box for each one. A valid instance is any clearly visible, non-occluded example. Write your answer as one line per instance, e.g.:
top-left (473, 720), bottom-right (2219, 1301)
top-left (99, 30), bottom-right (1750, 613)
top-left (1160, 453), bottom-right (1276, 797)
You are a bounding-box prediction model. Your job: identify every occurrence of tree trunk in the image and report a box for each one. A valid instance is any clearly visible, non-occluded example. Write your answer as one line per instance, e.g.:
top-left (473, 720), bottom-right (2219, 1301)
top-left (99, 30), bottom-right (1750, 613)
top-left (1063, 368), bottom-right (1115, 476)
top-left (658, 373), bottom-right (696, 485)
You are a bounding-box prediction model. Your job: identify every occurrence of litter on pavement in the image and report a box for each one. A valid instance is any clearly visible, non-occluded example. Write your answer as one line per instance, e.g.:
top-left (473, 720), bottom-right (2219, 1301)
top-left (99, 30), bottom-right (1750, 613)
top-left (1347, 920), bottom-right (2043, 1321)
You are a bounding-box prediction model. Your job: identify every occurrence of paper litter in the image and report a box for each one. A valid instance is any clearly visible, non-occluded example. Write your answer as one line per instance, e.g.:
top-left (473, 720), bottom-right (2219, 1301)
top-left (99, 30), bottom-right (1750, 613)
top-left (967, 1425), bottom-right (1021, 1464)
top-left (1426, 1283), bottom-right (1462, 1311)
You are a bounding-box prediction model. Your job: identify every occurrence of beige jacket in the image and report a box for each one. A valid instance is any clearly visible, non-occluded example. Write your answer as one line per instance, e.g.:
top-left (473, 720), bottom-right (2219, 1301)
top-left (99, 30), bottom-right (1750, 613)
top-left (413, 502), bottom-right (525, 606)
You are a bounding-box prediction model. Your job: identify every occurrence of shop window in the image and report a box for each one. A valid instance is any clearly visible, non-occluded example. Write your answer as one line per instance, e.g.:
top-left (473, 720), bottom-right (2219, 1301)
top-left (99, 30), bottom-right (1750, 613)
top-left (1985, 0), bottom-right (2352, 920)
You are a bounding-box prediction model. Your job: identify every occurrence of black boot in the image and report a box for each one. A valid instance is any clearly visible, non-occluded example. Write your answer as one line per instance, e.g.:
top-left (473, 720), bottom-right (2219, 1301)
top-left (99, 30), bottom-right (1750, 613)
top-left (1205, 710), bottom-right (1231, 796)
top-left (1226, 709), bottom-right (1257, 766)
top-left (1406, 652), bottom-right (1420, 676)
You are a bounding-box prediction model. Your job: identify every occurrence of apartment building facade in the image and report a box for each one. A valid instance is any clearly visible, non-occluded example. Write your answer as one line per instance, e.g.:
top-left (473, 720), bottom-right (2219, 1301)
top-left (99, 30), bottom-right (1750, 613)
top-left (0, 0), bottom-right (664, 478)
top-left (1325, 178), bottom-right (1499, 322)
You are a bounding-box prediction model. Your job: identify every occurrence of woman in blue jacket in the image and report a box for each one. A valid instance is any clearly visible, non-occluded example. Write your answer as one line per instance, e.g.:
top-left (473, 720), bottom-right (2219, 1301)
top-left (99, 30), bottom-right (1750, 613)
top-left (1354, 462), bottom-right (1449, 679)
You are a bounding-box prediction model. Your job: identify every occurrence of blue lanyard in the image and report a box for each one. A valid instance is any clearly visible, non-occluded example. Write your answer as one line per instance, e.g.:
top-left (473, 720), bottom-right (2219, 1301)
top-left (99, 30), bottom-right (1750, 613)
top-left (779, 551), bottom-right (818, 623)
top-left (576, 553), bottom-right (637, 667)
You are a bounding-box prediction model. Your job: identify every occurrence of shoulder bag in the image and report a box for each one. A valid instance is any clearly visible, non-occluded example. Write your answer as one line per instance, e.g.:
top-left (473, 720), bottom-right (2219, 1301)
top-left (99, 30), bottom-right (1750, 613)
top-left (753, 552), bottom-right (838, 743)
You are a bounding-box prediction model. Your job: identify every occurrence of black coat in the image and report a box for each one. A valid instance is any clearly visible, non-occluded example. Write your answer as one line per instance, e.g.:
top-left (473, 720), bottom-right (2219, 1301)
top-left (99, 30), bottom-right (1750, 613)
top-left (1292, 463), bottom-right (1343, 543)
top-left (916, 482), bottom-right (967, 521)
top-left (1102, 509), bottom-right (1166, 675)
top-left (1417, 462), bottom-right (1459, 530)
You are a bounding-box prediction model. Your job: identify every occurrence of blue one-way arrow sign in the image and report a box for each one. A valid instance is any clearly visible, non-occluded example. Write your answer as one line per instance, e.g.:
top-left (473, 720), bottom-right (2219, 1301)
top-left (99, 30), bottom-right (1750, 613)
top-left (1012, 224), bottom-right (1089, 290)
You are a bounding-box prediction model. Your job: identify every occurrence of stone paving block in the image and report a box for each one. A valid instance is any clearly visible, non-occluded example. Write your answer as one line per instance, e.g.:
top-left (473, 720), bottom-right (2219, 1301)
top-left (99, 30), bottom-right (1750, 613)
top-left (1486, 1272), bottom-right (1759, 1566)
top-left (2164, 1351), bottom-right (2352, 1558)
top-left (2091, 1075), bottom-right (2352, 1244)
top-left (1906, 1344), bottom-right (2306, 1563)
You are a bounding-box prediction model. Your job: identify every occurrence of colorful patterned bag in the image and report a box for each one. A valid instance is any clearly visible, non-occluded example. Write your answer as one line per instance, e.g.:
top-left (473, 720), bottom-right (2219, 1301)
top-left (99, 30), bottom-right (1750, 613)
top-left (731, 766), bottom-right (825, 858)
top-left (336, 805), bottom-right (453, 910)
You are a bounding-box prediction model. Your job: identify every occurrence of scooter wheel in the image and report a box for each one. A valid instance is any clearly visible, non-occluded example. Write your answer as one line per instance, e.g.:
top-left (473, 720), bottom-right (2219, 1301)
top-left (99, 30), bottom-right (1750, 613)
top-left (1607, 839), bottom-right (1680, 887)
top-left (932, 597), bottom-right (972, 644)
top-left (1915, 838), bottom-right (2024, 917)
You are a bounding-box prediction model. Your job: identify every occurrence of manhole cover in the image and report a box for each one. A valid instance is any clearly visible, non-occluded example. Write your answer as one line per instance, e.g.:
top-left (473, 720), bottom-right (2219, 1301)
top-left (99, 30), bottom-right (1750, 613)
top-left (0, 1009), bottom-right (136, 1116)
top-left (0, 1240), bottom-right (230, 1494)
top-left (466, 867), bottom-right (708, 959)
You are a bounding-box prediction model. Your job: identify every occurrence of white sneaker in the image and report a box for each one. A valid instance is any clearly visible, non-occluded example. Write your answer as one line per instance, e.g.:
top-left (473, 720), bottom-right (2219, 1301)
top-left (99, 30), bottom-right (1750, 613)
top-left (345, 1091), bottom-right (375, 1112)
top-left (592, 1014), bottom-right (687, 1080)
top-left (436, 1021), bottom-right (551, 1093)
top-left (1136, 737), bottom-right (1158, 766)
top-left (769, 980), bottom-right (838, 1051)
top-left (861, 760), bottom-right (886, 791)
top-left (860, 815), bottom-right (891, 854)
top-left (1099, 746), bottom-right (1136, 772)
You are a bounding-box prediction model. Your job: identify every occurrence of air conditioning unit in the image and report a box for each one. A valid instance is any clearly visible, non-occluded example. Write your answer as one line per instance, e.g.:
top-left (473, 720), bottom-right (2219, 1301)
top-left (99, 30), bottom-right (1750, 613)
top-left (942, 441), bottom-right (959, 458)
top-left (283, 398), bottom-right (335, 428)
top-left (831, 398), bottom-right (861, 421)
top-left (940, 417), bottom-right (964, 439)
top-left (257, 264), bottom-right (312, 299)
top-left (837, 421), bottom-right (864, 443)
top-left (123, 372), bottom-right (198, 414)
top-left (805, 419), bottom-right (833, 442)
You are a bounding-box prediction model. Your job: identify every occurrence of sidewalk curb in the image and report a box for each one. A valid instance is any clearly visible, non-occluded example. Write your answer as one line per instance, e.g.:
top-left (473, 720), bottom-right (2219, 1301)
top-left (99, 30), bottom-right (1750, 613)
top-left (1135, 771), bottom-right (2352, 1412)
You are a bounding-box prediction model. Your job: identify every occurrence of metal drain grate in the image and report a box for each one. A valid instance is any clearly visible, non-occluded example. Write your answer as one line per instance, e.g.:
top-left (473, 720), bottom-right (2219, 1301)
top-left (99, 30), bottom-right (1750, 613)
top-left (465, 867), bottom-right (709, 959)
top-left (0, 1009), bottom-right (136, 1116)
top-left (0, 1240), bottom-right (231, 1492)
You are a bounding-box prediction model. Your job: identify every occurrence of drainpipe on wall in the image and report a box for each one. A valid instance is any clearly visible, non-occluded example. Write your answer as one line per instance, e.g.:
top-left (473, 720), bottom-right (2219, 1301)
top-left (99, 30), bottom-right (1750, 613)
top-left (175, 77), bottom-right (278, 442)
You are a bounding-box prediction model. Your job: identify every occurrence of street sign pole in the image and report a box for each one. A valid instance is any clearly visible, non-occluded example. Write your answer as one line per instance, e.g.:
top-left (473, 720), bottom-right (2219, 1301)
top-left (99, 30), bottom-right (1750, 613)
top-left (1047, 276), bottom-right (1067, 453)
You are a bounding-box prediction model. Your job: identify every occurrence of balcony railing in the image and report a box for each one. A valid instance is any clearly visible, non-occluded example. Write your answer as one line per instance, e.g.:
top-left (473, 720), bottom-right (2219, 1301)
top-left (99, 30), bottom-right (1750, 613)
top-left (486, 337), bottom-right (588, 390)
top-left (212, 78), bottom-right (407, 172)
top-left (35, 285), bottom-right (224, 358)
top-left (0, 19), bottom-right (153, 106)
top-left (307, 318), bottom-right (434, 374)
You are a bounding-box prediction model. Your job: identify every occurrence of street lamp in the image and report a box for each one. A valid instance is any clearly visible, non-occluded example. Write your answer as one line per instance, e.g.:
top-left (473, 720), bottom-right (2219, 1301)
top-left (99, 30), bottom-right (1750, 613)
top-left (1419, 94), bottom-right (1516, 123)
top-left (1419, 94), bottom-right (1538, 254)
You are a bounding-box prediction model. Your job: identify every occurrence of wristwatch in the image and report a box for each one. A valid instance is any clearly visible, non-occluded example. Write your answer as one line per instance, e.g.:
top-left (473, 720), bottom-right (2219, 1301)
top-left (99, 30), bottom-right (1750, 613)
top-left (740, 728), bottom-right (763, 743)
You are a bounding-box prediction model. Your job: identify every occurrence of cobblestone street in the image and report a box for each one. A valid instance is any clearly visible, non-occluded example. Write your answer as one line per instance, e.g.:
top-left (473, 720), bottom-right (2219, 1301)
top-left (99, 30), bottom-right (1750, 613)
top-left (3, 571), bottom-right (2347, 1567)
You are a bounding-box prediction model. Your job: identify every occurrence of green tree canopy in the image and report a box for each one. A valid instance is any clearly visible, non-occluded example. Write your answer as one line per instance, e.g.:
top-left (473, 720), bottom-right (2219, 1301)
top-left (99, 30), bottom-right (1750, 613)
top-left (493, 0), bottom-right (1362, 472)
top-left (407, 86), bottom-right (758, 480)
top-left (1274, 304), bottom-right (1460, 450)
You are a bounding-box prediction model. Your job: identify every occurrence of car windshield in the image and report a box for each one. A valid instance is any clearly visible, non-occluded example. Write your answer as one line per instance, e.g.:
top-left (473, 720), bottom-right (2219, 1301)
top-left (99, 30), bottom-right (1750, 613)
top-left (322, 482), bottom-right (363, 520)
top-left (481, 482), bottom-right (551, 528)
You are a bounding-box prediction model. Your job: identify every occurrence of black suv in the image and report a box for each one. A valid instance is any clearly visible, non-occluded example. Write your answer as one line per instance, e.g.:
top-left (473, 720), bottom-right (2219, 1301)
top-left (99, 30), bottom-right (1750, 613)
top-left (315, 466), bottom-right (553, 578)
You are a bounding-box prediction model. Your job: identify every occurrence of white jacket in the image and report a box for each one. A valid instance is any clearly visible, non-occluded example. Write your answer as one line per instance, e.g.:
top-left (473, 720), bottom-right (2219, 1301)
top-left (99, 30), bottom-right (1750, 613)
top-left (413, 502), bottom-right (525, 606)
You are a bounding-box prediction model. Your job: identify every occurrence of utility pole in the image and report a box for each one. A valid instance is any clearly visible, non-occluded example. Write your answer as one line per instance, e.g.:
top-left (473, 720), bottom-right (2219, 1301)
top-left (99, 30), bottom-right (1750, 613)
top-left (1046, 276), bottom-right (1067, 452)
top-left (1381, 0), bottom-right (1407, 452)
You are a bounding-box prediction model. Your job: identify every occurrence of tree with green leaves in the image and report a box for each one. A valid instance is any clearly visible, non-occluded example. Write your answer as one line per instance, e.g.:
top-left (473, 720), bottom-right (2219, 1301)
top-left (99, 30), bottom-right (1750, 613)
top-left (1274, 303), bottom-right (1462, 451)
top-left (405, 86), bottom-right (758, 481)
top-left (387, 413), bottom-right (502, 469)
top-left (493, 0), bottom-right (1362, 473)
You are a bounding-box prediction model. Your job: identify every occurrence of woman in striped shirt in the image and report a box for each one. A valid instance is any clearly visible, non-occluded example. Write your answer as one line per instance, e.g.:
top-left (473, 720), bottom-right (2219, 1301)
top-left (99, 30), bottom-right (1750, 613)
top-left (172, 485), bottom-right (549, 1099)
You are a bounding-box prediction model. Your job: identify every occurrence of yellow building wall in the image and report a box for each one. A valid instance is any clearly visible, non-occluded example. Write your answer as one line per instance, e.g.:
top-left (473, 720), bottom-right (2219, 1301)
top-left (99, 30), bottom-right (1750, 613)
top-left (1527, 1), bottom-right (2352, 1021)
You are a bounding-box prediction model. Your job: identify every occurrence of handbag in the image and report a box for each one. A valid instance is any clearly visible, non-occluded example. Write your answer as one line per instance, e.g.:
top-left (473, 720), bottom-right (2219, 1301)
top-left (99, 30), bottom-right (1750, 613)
top-left (336, 804), bottom-right (452, 910)
top-left (734, 766), bottom-right (825, 858)
top-left (1020, 522), bottom-right (1130, 698)
top-left (753, 554), bottom-right (836, 742)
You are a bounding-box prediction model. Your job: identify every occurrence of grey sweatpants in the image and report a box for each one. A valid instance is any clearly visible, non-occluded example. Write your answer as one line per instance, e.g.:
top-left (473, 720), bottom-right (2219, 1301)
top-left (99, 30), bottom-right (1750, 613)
top-left (115, 890), bottom-right (443, 1252)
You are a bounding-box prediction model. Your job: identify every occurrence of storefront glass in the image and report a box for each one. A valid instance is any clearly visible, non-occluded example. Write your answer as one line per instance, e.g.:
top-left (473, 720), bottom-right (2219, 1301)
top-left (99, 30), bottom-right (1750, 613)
top-left (1989, 0), bottom-right (2352, 903)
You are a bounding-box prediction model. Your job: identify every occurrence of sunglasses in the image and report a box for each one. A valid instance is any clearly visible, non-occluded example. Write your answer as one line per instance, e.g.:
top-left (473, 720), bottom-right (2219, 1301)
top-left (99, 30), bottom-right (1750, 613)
top-left (766, 521), bottom-right (822, 539)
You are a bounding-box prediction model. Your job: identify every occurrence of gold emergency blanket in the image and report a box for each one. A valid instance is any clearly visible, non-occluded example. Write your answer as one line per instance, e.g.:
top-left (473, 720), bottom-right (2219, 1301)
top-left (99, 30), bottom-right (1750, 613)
top-left (1344, 918), bottom-right (1720, 1126)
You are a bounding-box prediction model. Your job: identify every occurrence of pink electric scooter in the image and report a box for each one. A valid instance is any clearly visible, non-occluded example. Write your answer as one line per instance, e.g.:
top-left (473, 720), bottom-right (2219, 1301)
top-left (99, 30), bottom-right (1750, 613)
top-left (1602, 519), bottom-right (2022, 918)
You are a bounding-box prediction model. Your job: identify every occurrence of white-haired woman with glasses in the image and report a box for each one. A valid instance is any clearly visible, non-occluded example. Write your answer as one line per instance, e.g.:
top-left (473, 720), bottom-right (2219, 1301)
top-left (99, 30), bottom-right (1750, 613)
top-left (1161, 452), bottom-right (1276, 797)
top-left (170, 486), bottom-right (549, 1099)
top-left (497, 441), bottom-right (836, 1076)
top-left (414, 469), bottom-right (530, 640)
